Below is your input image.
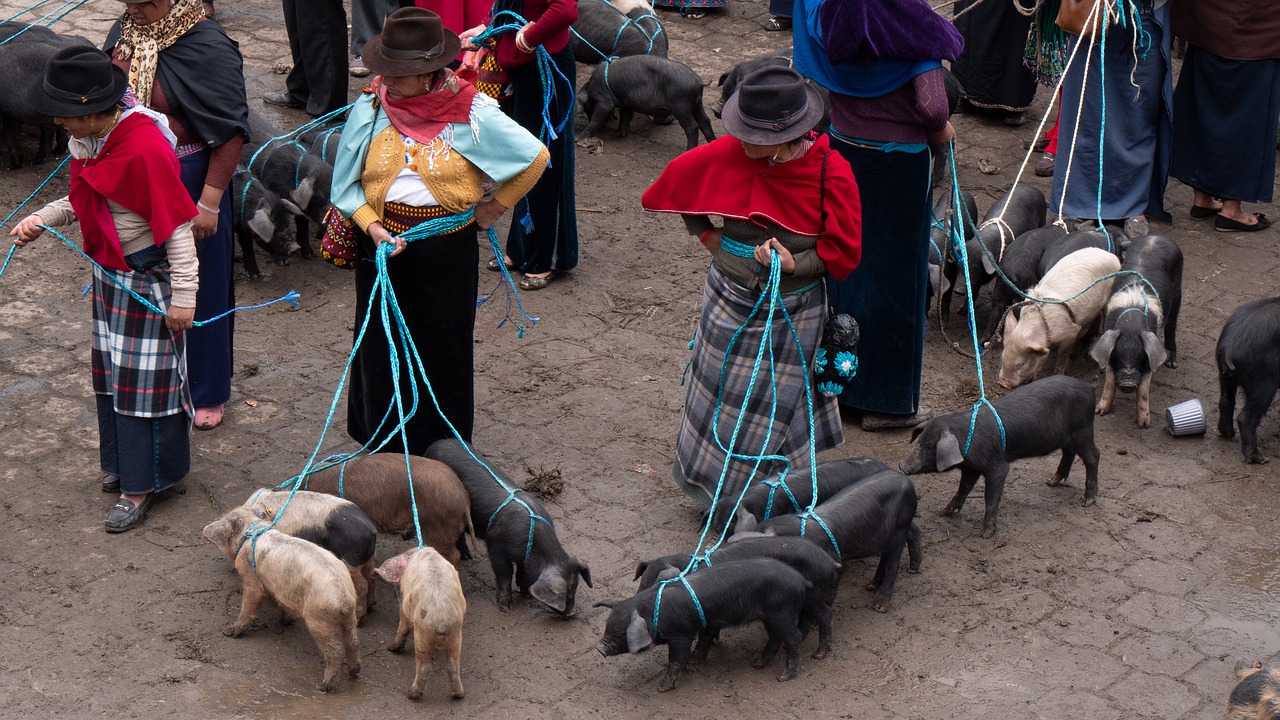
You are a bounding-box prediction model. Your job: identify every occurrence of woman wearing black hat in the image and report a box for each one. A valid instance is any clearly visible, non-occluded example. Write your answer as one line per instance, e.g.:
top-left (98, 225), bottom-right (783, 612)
top-left (10, 47), bottom-right (200, 533)
top-left (104, 0), bottom-right (250, 432)
top-left (642, 67), bottom-right (863, 531)
top-left (330, 8), bottom-right (549, 455)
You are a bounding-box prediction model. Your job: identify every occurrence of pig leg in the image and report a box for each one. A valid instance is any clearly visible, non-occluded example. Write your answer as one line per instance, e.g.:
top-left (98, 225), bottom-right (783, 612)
top-left (657, 634), bottom-right (695, 692)
top-left (1135, 373), bottom-right (1153, 428)
top-left (762, 618), bottom-right (803, 682)
top-left (808, 603), bottom-right (834, 659)
top-left (294, 217), bottom-right (316, 258)
top-left (348, 567), bottom-right (368, 621)
top-left (360, 558), bottom-right (376, 613)
top-left (979, 466), bottom-right (1009, 538)
top-left (1076, 434), bottom-right (1101, 505)
top-left (303, 616), bottom-right (349, 692)
top-left (868, 540), bottom-right (906, 612)
top-left (582, 96), bottom-right (615, 140)
top-left (675, 112), bottom-right (701, 152)
top-left (224, 571), bottom-right (267, 637)
top-left (1096, 367), bottom-right (1116, 416)
top-left (387, 608), bottom-right (413, 653)
top-left (689, 630), bottom-right (714, 664)
top-left (279, 607), bottom-right (297, 626)
top-left (941, 467), bottom-right (982, 516)
top-left (694, 103), bottom-right (716, 144)
top-left (237, 230), bottom-right (263, 278)
top-left (342, 616), bottom-right (361, 678)
top-left (445, 628), bottom-right (465, 699)
top-left (3, 117), bottom-right (23, 170)
top-left (754, 632), bottom-right (782, 668)
top-left (489, 554), bottom-right (516, 610)
top-left (53, 127), bottom-right (68, 156)
top-left (1238, 378), bottom-right (1277, 464)
top-left (33, 125), bottom-right (51, 164)
top-left (1218, 371), bottom-right (1238, 438)
top-left (1048, 449), bottom-right (1076, 486)
top-left (616, 108), bottom-right (634, 138)
top-left (406, 633), bottom-right (433, 699)
top-left (906, 522), bottom-right (923, 573)
top-left (1163, 296), bottom-right (1180, 368)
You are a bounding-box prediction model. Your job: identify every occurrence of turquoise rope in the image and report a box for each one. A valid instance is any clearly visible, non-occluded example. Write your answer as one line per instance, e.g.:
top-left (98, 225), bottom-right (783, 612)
top-left (0, 156), bottom-right (70, 283)
top-left (0, 0), bottom-right (84, 44)
top-left (2, 0), bottom-right (56, 23)
top-left (474, 12), bottom-right (574, 143)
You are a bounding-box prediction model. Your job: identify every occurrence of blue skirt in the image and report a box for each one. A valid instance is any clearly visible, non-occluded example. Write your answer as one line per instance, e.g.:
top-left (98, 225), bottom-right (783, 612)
top-left (1170, 46), bottom-right (1280, 204)
top-left (826, 135), bottom-right (932, 416)
top-left (178, 149), bottom-right (235, 408)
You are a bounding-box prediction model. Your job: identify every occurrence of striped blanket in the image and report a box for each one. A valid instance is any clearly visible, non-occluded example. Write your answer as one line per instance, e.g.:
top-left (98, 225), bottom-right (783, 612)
top-left (675, 265), bottom-right (843, 508)
top-left (91, 264), bottom-right (190, 418)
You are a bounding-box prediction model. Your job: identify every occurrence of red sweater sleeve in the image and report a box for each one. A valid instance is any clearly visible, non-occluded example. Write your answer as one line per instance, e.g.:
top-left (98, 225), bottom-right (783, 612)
top-left (816, 149), bottom-right (862, 281)
top-left (494, 0), bottom-right (578, 68)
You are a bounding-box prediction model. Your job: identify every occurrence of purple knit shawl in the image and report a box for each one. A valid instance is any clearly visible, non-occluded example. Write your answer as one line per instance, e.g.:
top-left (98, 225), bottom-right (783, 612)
top-left (819, 0), bottom-right (964, 64)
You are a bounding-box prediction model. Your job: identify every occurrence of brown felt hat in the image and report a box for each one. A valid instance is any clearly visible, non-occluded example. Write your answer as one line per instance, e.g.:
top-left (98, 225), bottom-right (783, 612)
top-left (722, 66), bottom-right (825, 145)
top-left (362, 7), bottom-right (460, 78)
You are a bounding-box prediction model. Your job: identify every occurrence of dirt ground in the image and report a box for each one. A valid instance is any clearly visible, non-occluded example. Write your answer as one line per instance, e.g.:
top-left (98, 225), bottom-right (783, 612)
top-left (1, 1), bottom-right (1278, 718)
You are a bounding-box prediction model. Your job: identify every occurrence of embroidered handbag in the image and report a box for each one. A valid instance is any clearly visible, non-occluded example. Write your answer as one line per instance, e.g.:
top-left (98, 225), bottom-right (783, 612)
top-left (320, 206), bottom-right (357, 269)
top-left (810, 150), bottom-right (860, 397)
top-left (461, 47), bottom-right (511, 102)
top-left (1056, 0), bottom-right (1100, 36)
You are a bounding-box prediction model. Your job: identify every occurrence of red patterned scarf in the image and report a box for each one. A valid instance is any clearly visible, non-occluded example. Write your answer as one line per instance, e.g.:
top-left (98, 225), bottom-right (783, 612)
top-left (373, 71), bottom-right (479, 145)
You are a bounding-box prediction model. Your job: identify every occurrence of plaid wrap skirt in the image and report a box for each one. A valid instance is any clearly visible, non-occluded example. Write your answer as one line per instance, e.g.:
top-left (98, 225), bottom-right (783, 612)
top-left (91, 264), bottom-right (190, 419)
top-left (675, 265), bottom-right (843, 505)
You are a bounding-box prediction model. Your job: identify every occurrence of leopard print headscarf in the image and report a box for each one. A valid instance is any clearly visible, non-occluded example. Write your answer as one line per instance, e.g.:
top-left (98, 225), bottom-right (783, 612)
top-left (115, 0), bottom-right (204, 107)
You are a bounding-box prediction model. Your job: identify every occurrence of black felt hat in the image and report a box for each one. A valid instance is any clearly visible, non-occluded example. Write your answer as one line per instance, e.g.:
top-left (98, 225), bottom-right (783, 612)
top-left (35, 45), bottom-right (128, 117)
top-left (362, 8), bottom-right (461, 78)
top-left (721, 66), bottom-right (825, 145)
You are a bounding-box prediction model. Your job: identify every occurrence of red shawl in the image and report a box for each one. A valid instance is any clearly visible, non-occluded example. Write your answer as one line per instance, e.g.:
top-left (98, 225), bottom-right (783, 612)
top-left (373, 71), bottom-right (478, 145)
top-left (642, 134), bottom-right (863, 280)
top-left (69, 111), bottom-right (197, 273)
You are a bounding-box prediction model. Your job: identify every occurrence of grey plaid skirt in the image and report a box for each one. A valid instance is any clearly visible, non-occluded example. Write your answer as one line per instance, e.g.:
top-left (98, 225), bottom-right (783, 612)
top-left (675, 265), bottom-right (843, 507)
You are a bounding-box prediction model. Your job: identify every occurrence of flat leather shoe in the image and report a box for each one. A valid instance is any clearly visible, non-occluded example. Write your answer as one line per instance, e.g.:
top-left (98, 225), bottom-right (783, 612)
top-left (101, 473), bottom-right (120, 493)
top-left (262, 90), bottom-right (304, 109)
top-left (105, 494), bottom-right (154, 533)
top-left (1215, 213), bottom-right (1271, 233)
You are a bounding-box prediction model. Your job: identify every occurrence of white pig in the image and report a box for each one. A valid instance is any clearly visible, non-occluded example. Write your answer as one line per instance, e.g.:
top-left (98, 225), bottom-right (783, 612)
top-left (375, 547), bottom-right (467, 701)
top-left (202, 506), bottom-right (362, 692)
top-left (999, 247), bottom-right (1120, 389)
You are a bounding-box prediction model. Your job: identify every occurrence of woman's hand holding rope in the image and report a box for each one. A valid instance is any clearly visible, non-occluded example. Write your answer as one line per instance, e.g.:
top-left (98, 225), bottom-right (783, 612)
top-left (166, 305), bottom-right (195, 332)
top-left (9, 214), bottom-right (45, 245)
top-left (930, 121), bottom-right (956, 145)
top-left (473, 198), bottom-right (508, 230)
top-left (369, 221), bottom-right (406, 257)
top-left (459, 23), bottom-right (486, 51)
top-left (753, 238), bottom-right (795, 273)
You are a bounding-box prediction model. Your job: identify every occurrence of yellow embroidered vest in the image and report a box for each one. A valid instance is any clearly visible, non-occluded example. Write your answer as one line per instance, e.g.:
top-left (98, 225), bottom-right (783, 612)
top-left (360, 125), bottom-right (488, 216)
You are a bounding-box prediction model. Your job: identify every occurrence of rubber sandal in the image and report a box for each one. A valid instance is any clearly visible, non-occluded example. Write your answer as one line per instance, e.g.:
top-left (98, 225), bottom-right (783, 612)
top-left (518, 273), bottom-right (555, 291)
top-left (194, 404), bottom-right (224, 431)
top-left (1189, 205), bottom-right (1220, 220)
top-left (101, 473), bottom-right (120, 493)
top-left (762, 16), bottom-right (791, 31)
top-left (681, 8), bottom-right (706, 19)
top-left (1215, 213), bottom-right (1271, 233)
top-left (486, 257), bottom-right (515, 272)
top-left (105, 494), bottom-right (155, 533)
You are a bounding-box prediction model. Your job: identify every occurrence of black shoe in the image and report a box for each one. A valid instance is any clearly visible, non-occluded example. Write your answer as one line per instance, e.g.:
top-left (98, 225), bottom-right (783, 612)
top-left (101, 473), bottom-right (120, 493)
top-left (263, 90), bottom-right (304, 109)
top-left (1003, 111), bottom-right (1028, 127)
top-left (105, 494), bottom-right (155, 533)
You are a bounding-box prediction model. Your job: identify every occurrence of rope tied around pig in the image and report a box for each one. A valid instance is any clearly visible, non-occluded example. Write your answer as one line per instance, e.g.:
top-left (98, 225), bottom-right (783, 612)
top-left (568, 0), bottom-right (666, 63)
top-left (653, 251), bottom-right (842, 631)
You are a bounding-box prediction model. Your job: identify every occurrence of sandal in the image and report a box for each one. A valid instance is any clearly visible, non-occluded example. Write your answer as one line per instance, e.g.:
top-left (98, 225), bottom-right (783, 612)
top-left (518, 273), bottom-right (555, 291)
top-left (1215, 213), bottom-right (1271, 233)
top-left (105, 494), bottom-right (155, 533)
top-left (486, 257), bottom-right (515, 272)
top-left (194, 404), bottom-right (224, 431)
top-left (762, 16), bottom-right (791, 31)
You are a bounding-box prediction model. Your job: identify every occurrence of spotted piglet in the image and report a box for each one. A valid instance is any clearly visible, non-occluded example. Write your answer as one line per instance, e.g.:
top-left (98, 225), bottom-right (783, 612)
top-left (375, 547), bottom-right (467, 701)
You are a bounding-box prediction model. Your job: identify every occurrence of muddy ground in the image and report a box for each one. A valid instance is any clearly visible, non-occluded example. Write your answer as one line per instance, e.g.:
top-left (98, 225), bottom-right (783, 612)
top-left (1, 1), bottom-right (1278, 718)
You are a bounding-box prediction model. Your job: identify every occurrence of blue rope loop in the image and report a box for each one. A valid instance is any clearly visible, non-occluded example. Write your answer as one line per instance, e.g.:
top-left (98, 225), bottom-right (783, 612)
top-left (0, 0), bottom-right (92, 44)
top-left (473, 12), bottom-right (574, 144)
top-left (653, 575), bottom-right (707, 630)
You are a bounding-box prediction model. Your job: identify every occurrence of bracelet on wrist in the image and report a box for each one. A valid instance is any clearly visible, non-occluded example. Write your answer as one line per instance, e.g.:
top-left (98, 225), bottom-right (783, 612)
top-left (698, 228), bottom-right (715, 244)
top-left (514, 31), bottom-right (534, 53)
top-left (197, 200), bottom-right (220, 215)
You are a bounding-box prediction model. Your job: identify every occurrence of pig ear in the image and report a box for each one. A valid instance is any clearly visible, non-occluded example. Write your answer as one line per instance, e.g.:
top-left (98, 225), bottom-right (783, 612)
top-left (909, 424), bottom-right (925, 443)
top-left (290, 176), bottom-right (315, 209)
top-left (530, 569), bottom-right (569, 613)
top-left (1141, 331), bottom-right (1167, 369)
top-left (279, 199), bottom-right (304, 217)
top-left (247, 208), bottom-right (275, 243)
top-left (201, 518), bottom-right (232, 549)
top-left (656, 567), bottom-right (680, 582)
top-left (1028, 343), bottom-right (1051, 356)
top-left (1004, 308), bottom-right (1019, 336)
top-left (1089, 329), bottom-right (1119, 370)
top-left (716, 71), bottom-right (729, 87)
top-left (979, 250), bottom-right (996, 276)
top-left (592, 599), bottom-right (620, 609)
top-left (633, 561), bottom-right (650, 582)
top-left (734, 509), bottom-right (757, 533)
top-left (728, 530), bottom-right (765, 542)
top-left (935, 430), bottom-right (965, 471)
top-left (374, 554), bottom-right (409, 584)
top-left (578, 562), bottom-right (593, 588)
top-left (626, 610), bottom-right (654, 653)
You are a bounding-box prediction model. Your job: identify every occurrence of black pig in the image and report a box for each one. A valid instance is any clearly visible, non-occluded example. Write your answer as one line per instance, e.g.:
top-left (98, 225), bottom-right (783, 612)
top-left (723, 457), bottom-right (891, 530)
top-left (425, 439), bottom-right (592, 616)
top-left (929, 189), bottom-right (978, 315)
top-left (1216, 297), bottom-right (1280, 464)
top-left (634, 535), bottom-right (840, 658)
top-left (580, 55), bottom-right (715, 152)
top-left (0, 23), bottom-right (89, 169)
top-left (595, 558), bottom-right (809, 691)
top-left (570, 0), bottom-right (667, 64)
top-left (900, 375), bottom-right (1100, 537)
top-left (1089, 234), bottom-right (1183, 427)
top-left (248, 139), bottom-right (334, 257)
top-left (734, 469), bottom-right (921, 613)
top-left (947, 185), bottom-right (1047, 316)
top-left (1037, 229), bottom-right (1115, 277)
top-left (231, 169), bottom-right (303, 277)
top-left (714, 47), bottom-right (831, 133)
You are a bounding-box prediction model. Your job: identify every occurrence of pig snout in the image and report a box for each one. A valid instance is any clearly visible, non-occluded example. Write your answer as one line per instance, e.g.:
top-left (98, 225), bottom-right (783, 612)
top-left (1116, 371), bottom-right (1140, 392)
top-left (596, 642), bottom-right (617, 657)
